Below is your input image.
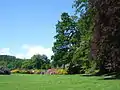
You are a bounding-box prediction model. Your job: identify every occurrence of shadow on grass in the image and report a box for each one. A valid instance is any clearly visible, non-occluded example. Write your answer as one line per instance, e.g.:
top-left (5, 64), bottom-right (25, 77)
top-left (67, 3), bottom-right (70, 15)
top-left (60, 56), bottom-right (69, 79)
top-left (101, 72), bottom-right (120, 80)
top-left (100, 75), bottom-right (120, 80)
top-left (81, 73), bottom-right (120, 80)
top-left (82, 74), bottom-right (95, 77)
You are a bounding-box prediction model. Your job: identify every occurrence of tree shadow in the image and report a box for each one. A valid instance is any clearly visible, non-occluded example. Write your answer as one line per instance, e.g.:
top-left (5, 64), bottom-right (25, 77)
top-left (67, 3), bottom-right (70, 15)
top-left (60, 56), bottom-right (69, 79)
top-left (81, 73), bottom-right (120, 80)
top-left (101, 75), bottom-right (120, 80)
top-left (82, 74), bottom-right (95, 77)
top-left (97, 73), bottom-right (120, 80)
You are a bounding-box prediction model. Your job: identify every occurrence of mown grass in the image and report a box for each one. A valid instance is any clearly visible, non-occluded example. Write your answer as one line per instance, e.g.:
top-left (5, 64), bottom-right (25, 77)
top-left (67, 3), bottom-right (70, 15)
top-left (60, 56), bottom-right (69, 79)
top-left (0, 74), bottom-right (120, 90)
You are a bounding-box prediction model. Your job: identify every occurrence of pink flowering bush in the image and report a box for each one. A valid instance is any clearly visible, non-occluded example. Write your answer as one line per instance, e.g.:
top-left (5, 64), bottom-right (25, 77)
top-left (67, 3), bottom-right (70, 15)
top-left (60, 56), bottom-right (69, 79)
top-left (46, 68), bottom-right (57, 75)
top-left (46, 68), bottom-right (68, 75)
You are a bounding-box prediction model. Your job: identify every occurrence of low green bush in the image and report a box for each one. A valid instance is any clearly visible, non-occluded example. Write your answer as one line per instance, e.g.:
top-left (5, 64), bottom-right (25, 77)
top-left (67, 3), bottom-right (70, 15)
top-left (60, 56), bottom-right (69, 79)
top-left (0, 67), bottom-right (11, 75)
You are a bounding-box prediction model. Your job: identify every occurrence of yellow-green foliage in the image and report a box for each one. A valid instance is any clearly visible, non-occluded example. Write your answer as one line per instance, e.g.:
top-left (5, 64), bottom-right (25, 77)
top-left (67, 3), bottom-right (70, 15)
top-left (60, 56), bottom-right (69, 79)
top-left (33, 69), bottom-right (41, 74)
top-left (20, 70), bottom-right (30, 74)
top-left (11, 69), bottom-right (20, 73)
top-left (11, 69), bottom-right (68, 75)
top-left (56, 69), bottom-right (68, 75)
top-left (11, 69), bottom-right (41, 74)
top-left (11, 69), bottom-right (29, 74)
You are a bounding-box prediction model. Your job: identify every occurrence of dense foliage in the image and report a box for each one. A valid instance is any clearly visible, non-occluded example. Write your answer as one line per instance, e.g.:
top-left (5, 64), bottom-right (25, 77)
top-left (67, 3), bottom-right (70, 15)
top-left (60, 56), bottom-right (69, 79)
top-left (52, 0), bottom-right (95, 74)
top-left (0, 54), bottom-right (51, 70)
top-left (90, 0), bottom-right (120, 74)
top-left (52, 0), bottom-right (120, 75)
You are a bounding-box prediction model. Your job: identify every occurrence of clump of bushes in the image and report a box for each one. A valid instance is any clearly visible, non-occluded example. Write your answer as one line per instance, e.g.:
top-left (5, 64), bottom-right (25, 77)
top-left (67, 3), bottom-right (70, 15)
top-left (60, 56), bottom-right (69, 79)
top-left (67, 64), bottom-right (85, 74)
top-left (46, 68), bottom-right (68, 75)
top-left (11, 69), bottom-right (20, 73)
top-left (0, 67), bottom-right (11, 75)
top-left (11, 68), bottom-right (68, 75)
top-left (56, 69), bottom-right (68, 75)
top-left (33, 69), bottom-right (41, 74)
top-left (20, 70), bottom-right (34, 74)
top-left (11, 69), bottom-right (41, 74)
top-left (46, 68), bottom-right (57, 75)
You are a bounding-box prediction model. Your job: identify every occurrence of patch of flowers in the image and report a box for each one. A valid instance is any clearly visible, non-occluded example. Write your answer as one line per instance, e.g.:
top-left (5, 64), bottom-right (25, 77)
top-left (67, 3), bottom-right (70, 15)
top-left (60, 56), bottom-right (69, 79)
top-left (11, 68), bottom-right (68, 75)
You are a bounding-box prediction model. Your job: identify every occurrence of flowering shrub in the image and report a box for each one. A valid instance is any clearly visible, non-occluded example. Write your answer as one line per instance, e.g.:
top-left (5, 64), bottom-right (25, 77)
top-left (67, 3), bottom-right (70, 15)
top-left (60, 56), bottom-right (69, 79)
top-left (46, 68), bottom-right (68, 75)
top-left (11, 69), bottom-right (41, 74)
top-left (11, 68), bottom-right (68, 75)
top-left (46, 68), bottom-right (57, 75)
top-left (11, 69), bottom-right (20, 73)
top-left (20, 70), bottom-right (32, 74)
top-left (11, 69), bottom-right (31, 74)
top-left (33, 69), bottom-right (41, 74)
top-left (56, 69), bottom-right (68, 75)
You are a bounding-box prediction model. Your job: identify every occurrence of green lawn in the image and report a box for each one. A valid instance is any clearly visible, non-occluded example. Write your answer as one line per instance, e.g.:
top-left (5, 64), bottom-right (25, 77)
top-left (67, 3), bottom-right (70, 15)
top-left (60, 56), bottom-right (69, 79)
top-left (0, 74), bottom-right (120, 90)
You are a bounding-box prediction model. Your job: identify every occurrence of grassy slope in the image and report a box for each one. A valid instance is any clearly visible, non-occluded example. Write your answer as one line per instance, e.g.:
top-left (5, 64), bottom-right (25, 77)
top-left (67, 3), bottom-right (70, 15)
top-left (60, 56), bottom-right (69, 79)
top-left (0, 74), bottom-right (120, 90)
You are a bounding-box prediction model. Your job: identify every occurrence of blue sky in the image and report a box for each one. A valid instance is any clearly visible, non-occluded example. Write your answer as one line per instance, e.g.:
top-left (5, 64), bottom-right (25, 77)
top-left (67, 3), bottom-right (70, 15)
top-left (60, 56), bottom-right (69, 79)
top-left (0, 0), bottom-right (74, 59)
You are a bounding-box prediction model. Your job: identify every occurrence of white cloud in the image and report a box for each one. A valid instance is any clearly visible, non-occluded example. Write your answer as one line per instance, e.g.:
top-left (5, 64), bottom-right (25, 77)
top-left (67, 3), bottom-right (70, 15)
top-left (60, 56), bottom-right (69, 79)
top-left (22, 44), bottom-right (53, 59)
top-left (0, 45), bottom-right (53, 59)
top-left (15, 54), bottom-right (25, 59)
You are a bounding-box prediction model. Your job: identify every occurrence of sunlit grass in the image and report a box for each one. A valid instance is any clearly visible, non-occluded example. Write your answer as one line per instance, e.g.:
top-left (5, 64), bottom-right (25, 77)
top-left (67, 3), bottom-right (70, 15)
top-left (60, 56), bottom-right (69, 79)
top-left (0, 74), bottom-right (120, 90)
